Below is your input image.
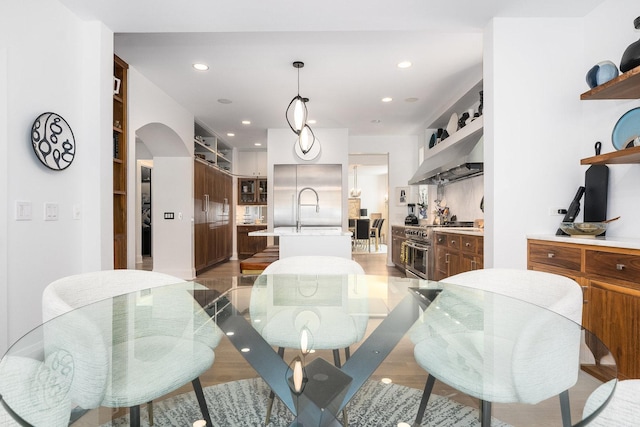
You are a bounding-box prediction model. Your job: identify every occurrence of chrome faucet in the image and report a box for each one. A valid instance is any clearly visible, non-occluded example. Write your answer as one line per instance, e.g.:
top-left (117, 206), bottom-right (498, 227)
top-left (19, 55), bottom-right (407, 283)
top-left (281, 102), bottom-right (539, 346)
top-left (296, 187), bottom-right (320, 232)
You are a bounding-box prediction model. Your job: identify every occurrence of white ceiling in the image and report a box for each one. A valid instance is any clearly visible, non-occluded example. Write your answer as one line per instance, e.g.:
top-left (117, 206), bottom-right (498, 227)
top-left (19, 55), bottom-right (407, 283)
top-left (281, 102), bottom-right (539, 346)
top-left (60, 0), bottom-right (603, 151)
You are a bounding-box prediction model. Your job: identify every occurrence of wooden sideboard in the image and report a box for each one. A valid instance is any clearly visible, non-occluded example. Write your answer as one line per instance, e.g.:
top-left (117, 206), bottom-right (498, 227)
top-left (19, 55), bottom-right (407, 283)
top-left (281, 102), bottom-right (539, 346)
top-left (434, 231), bottom-right (484, 281)
top-left (528, 238), bottom-right (640, 380)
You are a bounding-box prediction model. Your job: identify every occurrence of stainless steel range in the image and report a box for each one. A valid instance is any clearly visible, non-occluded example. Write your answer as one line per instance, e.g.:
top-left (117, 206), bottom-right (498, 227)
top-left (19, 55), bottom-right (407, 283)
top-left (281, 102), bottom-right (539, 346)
top-left (404, 226), bottom-right (431, 280)
top-left (404, 222), bottom-right (476, 280)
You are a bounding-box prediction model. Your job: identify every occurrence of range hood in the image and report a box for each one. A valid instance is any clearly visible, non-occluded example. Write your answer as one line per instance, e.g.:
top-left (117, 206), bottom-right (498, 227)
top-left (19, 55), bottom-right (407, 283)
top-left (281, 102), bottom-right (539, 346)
top-left (409, 117), bottom-right (483, 185)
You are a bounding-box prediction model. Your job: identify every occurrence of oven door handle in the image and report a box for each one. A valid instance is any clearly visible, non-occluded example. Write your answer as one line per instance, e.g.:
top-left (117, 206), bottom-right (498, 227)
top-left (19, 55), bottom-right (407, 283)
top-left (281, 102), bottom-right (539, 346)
top-left (406, 242), bottom-right (430, 251)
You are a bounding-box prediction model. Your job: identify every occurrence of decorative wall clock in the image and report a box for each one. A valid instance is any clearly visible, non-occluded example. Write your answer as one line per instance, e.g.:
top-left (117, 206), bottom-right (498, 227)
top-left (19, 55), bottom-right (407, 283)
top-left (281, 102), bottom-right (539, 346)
top-left (31, 112), bottom-right (76, 170)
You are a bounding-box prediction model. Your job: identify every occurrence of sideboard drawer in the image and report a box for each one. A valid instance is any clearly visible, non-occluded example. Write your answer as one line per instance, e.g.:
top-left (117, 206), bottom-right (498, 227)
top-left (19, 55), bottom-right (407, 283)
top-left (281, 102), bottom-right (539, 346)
top-left (585, 250), bottom-right (640, 283)
top-left (528, 242), bottom-right (581, 271)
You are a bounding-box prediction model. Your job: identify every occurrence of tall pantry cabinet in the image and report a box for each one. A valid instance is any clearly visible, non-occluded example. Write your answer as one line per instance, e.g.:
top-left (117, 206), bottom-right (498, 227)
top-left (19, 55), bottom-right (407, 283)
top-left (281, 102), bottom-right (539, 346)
top-left (194, 160), bottom-right (233, 273)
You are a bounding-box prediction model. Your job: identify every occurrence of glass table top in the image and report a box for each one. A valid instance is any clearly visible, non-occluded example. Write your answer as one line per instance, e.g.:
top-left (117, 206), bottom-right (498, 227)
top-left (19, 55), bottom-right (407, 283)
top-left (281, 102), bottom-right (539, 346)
top-left (0, 274), bottom-right (617, 426)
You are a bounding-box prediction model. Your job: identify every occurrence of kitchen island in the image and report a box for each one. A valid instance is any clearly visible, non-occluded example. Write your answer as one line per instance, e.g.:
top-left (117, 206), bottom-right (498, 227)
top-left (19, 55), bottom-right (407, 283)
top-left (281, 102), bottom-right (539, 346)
top-left (249, 227), bottom-right (353, 259)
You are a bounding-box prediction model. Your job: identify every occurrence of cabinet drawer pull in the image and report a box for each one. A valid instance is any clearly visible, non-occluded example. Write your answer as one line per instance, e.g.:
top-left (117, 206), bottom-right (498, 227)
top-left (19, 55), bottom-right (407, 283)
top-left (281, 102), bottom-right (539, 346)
top-left (465, 242), bottom-right (471, 247)
top-left (445, 253), bottom-right (450, 263)
top-left (616, 264), bottom-right (625, 270)
top-left (547, 253), bottom-right (555, 258)
top-left (451, 240), bottom-right (456, 245)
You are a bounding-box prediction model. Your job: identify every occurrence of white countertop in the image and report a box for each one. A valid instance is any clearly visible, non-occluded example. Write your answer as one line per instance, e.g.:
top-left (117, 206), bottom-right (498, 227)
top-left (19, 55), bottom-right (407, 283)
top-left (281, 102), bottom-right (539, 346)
top-left (249, 226), bottom-right (352, 237)
top-left (527, 234), bottom-right (640, 251)
top-left (432, 227), bottom-right (484, 236)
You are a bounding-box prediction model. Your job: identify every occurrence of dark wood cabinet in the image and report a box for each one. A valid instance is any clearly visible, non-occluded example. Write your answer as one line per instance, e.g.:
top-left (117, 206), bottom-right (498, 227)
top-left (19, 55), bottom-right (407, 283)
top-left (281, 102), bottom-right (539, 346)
top-left (237, 225), bottom-right (267, 259)
top-left (434, 231), bottom-right (483, 281)
top-left (391, 226), bottom-right (406, 271)
top-left (528, 238), bottom-right (640, 380)
top-left (238, 177), bottom-right (267, 205)
top-left (194, 159), bottom-right (233, 273)
top-left (113, 55), bottom-right (128, 269)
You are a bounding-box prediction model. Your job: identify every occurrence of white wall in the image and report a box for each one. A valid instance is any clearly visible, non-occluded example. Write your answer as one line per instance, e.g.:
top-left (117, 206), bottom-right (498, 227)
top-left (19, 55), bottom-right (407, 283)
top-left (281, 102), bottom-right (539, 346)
top-left (350, 135), bottom-right (421, 264)
top-left (486, 1), bottom-right (640, 270)
top-left (127, 67), bottom-right (196, 278)
top-left (486, 17), bottom-right (586, 269)
top-left (0, 1), bottom-right (112, 352)
top-left (0, 47), bottom-right (8, 353)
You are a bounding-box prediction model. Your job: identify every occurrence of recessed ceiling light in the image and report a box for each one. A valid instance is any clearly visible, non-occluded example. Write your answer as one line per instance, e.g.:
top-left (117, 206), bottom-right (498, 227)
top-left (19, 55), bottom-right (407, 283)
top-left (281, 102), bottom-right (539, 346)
top-left (217, 98), bottom-right (232, 104)
top-left (307, 119), bottom-right (316, 124)
top-left (227, 133), bottom-right (235, 137)
top-left (381, 97), bottom-right (393, 103)
top-left (193, 63), bottom-right (209, 71)
top-left (241, 120), bottom-right (251, 125)
top-left (254, 142), bottom-right (262, 146)
top-left (397, 61), bottom-right (412, 69)
top-left (405, 97), bottom-right (419, 103)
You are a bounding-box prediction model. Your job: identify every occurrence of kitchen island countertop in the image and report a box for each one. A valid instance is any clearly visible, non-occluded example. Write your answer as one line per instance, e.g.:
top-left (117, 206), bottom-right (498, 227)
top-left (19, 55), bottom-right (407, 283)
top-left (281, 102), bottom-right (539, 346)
top-left (527, 234), bottom-right (640, 251)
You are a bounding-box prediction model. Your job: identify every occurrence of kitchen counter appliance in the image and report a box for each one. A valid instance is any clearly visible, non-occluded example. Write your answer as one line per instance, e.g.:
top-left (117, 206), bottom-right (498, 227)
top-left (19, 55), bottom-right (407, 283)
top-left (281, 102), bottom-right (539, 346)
top-left (405, 203), bottom-right (418, 225)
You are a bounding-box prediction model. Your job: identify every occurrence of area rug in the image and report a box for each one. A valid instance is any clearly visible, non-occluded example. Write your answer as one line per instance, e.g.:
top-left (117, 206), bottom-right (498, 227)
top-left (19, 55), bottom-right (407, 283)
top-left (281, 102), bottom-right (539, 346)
top-left (102, 378), bottom-right (511, 426)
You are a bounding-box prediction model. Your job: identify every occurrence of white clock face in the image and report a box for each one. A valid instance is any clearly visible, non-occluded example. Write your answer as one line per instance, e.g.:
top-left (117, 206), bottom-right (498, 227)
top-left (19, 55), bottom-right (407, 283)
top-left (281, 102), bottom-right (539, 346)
top-left (294, 138), bottom-right (321, 161)
top-left (31, 112), bottom-right (76, 171)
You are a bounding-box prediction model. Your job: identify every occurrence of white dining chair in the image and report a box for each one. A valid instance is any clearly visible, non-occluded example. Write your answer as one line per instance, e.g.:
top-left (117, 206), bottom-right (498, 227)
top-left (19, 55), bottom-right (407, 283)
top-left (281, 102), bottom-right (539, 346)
top-left (411, 268), bottom-right (583, 427)
top-left (41, 269), bottom-right (223, 427)
top-left (582, 379), bottom-right (640, 426)
top-left (252, 255), bottom-right (366, 424)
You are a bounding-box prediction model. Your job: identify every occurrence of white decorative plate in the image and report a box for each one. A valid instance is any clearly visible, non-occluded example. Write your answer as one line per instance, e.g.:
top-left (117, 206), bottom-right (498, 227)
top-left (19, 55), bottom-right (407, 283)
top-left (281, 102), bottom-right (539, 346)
top-left (446, 113), bottom-right (458, 137)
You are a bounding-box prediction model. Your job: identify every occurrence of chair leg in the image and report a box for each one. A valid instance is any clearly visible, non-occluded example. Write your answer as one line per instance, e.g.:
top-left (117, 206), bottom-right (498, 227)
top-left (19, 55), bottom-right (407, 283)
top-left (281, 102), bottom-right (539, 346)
top-left (413, 374), bottom-right (436, 427)
top-left (192, 377), bottom-right (213, 427)
top-left (147, 402), bottom-right (153, 426)
top-left (332, 349), bottom-right (342, 368)
top-left (129, 405), bottom-right (140, 427)
top-left (265, 347), bottom-right (286, 425)
top-left (559, 390), bottom-right (571, 427)
top-left (479, 400), bottom-right (491, 427)
top-left (344, 346), bottom-right (351, 361)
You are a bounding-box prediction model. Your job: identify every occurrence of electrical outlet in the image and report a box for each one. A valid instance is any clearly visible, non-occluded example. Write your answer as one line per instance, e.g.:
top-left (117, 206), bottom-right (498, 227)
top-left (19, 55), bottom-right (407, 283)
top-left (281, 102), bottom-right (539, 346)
top-left (549, 207), bottom-right (567, 216)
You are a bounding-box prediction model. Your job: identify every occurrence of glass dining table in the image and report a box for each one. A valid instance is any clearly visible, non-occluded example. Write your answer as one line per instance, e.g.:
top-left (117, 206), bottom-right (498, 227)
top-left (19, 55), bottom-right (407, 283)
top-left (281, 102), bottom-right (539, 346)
top-left (0, 274), bottom-right (617, 426)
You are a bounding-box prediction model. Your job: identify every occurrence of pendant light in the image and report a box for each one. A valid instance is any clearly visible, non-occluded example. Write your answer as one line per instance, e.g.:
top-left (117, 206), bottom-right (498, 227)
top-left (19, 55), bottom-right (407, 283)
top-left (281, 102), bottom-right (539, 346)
top-left (298, 124), bottom-right (316, 154)
top-left (350, 165), bottom-right (362, 197)
top-left (286, 61), bottom-right (317, 155)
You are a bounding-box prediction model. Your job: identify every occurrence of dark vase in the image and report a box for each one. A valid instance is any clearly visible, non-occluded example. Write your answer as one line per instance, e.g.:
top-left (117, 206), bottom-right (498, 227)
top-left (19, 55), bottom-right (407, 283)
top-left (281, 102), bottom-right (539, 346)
top-left (620, 16), bottom-right (640, 73)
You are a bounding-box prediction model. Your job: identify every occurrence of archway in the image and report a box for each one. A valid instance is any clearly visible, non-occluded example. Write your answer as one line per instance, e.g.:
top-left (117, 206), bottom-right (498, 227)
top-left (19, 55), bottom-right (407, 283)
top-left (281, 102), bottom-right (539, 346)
top-left (134, 123), bottom-right (191, 274)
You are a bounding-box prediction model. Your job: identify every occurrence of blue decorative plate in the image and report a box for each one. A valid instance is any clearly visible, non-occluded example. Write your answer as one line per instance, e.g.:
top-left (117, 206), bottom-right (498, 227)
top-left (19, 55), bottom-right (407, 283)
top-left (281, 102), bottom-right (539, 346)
top-left (612, 107), bottom-right (640, 150)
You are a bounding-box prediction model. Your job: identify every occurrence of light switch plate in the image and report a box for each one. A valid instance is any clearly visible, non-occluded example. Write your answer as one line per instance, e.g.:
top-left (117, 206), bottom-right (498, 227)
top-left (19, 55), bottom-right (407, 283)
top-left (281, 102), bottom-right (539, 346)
top-left (15, 201), bottom-right (32, 221)
top-left (44, 203), bottom-right (59, 221)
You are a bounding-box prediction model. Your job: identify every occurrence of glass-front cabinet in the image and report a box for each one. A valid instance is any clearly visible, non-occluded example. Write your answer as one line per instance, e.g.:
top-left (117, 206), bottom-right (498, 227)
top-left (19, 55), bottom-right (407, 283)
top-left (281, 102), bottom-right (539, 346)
top-left (238, 178), bottom-right (267, 205)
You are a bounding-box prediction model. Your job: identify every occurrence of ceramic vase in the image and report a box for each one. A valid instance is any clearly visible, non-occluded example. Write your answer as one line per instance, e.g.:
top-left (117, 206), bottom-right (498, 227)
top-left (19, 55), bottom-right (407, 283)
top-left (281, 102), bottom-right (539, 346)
top-left (620, 16), bottom-right (640, 73)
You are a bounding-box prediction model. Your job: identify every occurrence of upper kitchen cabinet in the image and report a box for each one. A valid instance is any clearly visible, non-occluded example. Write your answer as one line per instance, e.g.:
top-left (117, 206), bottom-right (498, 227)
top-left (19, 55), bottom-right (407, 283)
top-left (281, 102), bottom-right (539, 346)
top-left (194, 121), bottom-right (232, 172)
top-left (580, 65), bottom-right (640, 165)
top-left (238, 177), bottom-right (268, 205)
top-left (236, 151), bottom-right (268, 177)
top-left (409, 79), bottom-right (484, 185)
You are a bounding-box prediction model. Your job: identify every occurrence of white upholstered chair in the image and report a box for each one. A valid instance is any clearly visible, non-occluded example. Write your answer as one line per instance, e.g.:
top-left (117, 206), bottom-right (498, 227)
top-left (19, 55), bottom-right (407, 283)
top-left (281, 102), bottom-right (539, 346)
top-left (411, 268), bottom-right (583, 427)
top-left (40, 270), bottom-right (222, 427)
top-left (252, 255), bottom-right (366, 423)
top-left (582, 379), bottom-right (640, 426)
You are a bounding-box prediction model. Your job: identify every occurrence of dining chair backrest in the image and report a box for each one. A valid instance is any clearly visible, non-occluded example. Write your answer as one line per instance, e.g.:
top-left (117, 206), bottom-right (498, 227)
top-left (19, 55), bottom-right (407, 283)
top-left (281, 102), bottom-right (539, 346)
top-left (42, 269), bottom-right (188, 321)
top-left (41, 270), bottom-right (222, 411)
top-left (370, 212), bottom-right (382, 220)
top-left (355, 218), bottom-right (370, 240)
top-left (348, 218), bottom-right (356, 228)
top-left (412, 268), bottom-right (583, 405)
